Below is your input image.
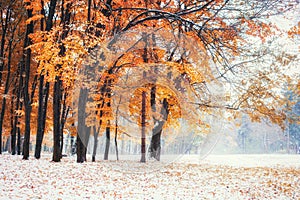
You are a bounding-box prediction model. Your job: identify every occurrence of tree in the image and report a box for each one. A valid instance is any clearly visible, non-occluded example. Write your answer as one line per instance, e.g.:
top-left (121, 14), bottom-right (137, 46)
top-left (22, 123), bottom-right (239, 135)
top-left (22, 1), bottom-right (35, 160)
top-left (0, 0), bottom-right (25, 154)
top-left (284, 82), bottom-right (300, 153)
top-left (34, 0), bottom-right (57, 159)
top-left (1, 0), bottom-right (298, 162)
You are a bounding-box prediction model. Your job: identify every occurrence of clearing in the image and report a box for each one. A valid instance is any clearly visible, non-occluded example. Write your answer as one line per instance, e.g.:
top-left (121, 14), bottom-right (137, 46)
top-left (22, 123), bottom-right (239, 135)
top-left (0, 154), bottom-right (299, 199)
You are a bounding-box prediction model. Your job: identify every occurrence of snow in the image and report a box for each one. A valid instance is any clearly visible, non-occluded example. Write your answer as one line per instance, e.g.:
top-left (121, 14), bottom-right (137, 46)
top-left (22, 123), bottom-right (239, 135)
top-left (0, 154), bottom-right (299, 199)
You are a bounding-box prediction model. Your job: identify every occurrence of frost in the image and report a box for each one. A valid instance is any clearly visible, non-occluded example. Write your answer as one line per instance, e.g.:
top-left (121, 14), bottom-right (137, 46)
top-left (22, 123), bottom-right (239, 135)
top-left (0, 154), bottom-right (299, 199)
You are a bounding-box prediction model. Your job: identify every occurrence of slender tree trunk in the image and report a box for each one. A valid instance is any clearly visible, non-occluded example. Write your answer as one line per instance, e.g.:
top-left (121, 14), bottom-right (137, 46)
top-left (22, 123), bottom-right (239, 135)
top-left (35, 83), bottom-right (49, 158)
top-left (35, 74), bottom-right (44, 158)
top-left (60, 91), bottom-right (69, 155)
top-left (104, 124), bottom-right (110, 160)
top-left (92, 126), bottom-right (100, 162)
top-left (0, 4), bottom-right (12, 154)
top-left (70, 135), bottom-right (75, 155)
top-left (0, 38), bottom-right (13, 154)
top-left (52, 78), bottom-right (62, 162)
top-left (115, 115), bottom-right (119, 161)
top-left (0, 4), bottom-right (10, 83)
top-left (14, 80), bottom-right (23, 156)
top-left (15, 63), bottom-right (23, 155)
top-left (10, 86), bottom-right (16, 155)
top-left (141, 91), bottom-right (146, 163)
top-left (22, 7), bottom-right (34, 160)
top-left (17, 124), bottom-right (21, 155)
top-left (103, 78), bottom-right (112, 160)
top-left (148, 85), bottom-right (158, 159)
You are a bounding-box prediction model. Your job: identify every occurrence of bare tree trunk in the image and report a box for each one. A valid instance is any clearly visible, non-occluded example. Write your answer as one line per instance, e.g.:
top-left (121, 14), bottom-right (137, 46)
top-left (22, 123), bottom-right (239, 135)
top-left (60, 91), bottom-right (69, 155)
top-left (76, 87), bottom-right (89, 162)
top-left (10, 86), bottom-right (16, 155)
top-left (0, 33), bottom-right (14, 154)
top-left (22, 6), bottom-right (34, 160)
top-left (35, 76), bottom-right (50, 159)
top-left (103, 78), bottom-right (112, 160)
top-left (115, 118), bottom-right (119, 161)
top-left (92, 126), bottom-right (99, 162)
top-left (140, 91), bottom-right (146, 163)
top-left (104, 125), bottom-right (110, 160)
top-left (52, 77), bottom-right (62, 162)
top-left (149, 98), bottom-right (169, 161)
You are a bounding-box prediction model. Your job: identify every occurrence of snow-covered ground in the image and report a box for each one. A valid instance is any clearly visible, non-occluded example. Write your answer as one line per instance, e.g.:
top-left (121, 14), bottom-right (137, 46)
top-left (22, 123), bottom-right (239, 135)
top-left (0, 154), bottom-right (299, 199)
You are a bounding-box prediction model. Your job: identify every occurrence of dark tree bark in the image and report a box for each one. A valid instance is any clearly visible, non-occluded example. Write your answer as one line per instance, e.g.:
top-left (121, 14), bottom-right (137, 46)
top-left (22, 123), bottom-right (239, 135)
top-left (0, 2), bottom-right (13, 154)
top-left (114, 107), bottom-right (119, 161)
top-left (104, 124), bottom-right (110, 160)
top-left (10, 85), bottom-right (16, 155)
top-left (52, 0), bottom-right (71, 162)
top-left (0, 29), bottom-right (14, 154)
top-left (76, 122), bottom-right (91, 162)
top-left (34, 78), bottom-right (49, 159)
top-left (15, 84), bottom-right (23, 155)
top-left (17, 123), bottom-right (21, 155)
top-left (76, 0), bottom-right (95, 163)
top-left (0, 1), bottom-right (11, 84)
top-left (76, 131), bottom-right (90, 163)
top-left (76, 87), bottom-right (89, 163)
top-left (52, 77), bottom-right (62, 162)
top-left (149, 98), bottom-right (169, 161)
top-left (103, 78), bottom-right (112, 160)
top-left (140, 91), bottom-right (146, 163)
top-left (35, 0), bottom-right (56, 159)
top-left (22, 7), bottom-right (34, 160)
top-left (92, 126), bottom-right (100, 162)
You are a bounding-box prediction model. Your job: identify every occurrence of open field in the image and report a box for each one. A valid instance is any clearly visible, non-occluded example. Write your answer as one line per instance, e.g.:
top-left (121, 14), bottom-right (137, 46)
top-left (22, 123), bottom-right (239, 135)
top-left (0, 154), bottom-right (299, 199)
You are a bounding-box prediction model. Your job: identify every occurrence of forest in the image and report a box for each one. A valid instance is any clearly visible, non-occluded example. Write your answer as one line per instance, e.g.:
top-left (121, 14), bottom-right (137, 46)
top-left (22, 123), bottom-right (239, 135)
top-left (0, 0), bottom-right (299, 163)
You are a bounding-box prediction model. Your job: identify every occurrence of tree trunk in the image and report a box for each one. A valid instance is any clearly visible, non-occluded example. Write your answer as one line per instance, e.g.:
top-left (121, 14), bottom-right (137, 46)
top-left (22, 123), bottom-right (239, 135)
top-left (104, 125), bottom-right (110, 160)
top-left (22, 7), bottom-right (34, 160)
top-left (35, 75), bottom-right (49, 159)
top-left (0, 38), bottom-right (13, 154)
top-left (76, 135), bottom-right (85, 163)
top-left (0, 2), bottom-right (10, 83)
top-left (52, 77), bottom-right (62, 162)
top-left (34, 48), bottom-right (45, 158)
top-left (52, 0), bottom-right (71, 162)
top-left (60, 91), bottom-right (69, 155)
top-left (92, 126), bottom-right (100, 162)
top-left (0, 4), bottom-right (13, 154)
top-left (103, 78), bottom-right (112, 160)
top-left (70, 135), bottom-right (75, 155)
top-left (16, 68), bottom-right (23, 156)
top-left (17, 125), bottom-right (21, 155)
top-left (149, 98), bottom-right (169, 161)
top-left (76, 87), bottom-right (89, 163)
top-left (115, 119), bottom-right (119, 161)
top-left (35, 0), bottom-right (56, 159)
top-left (76, 125), bottom-right (90, 162)
top-left (10, 87), bottom-right (16, 155)
top-left (140, 91), bottom-right (146, 163)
